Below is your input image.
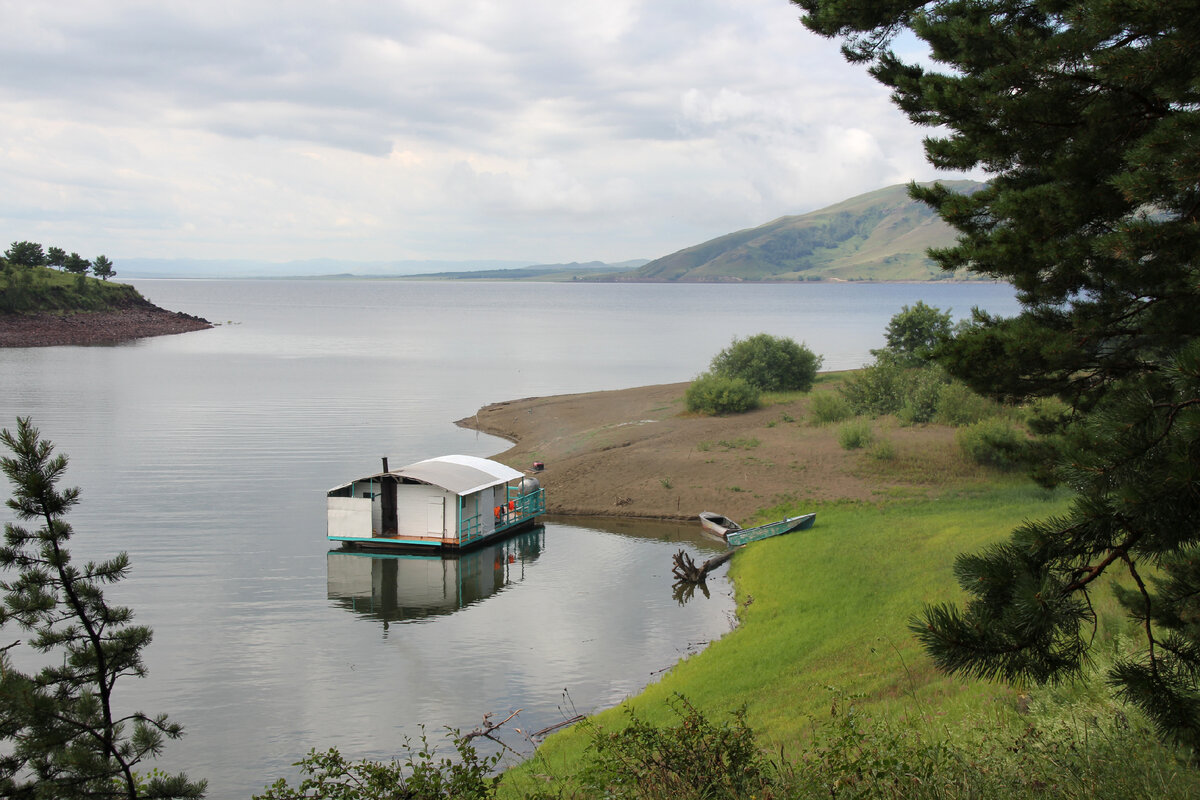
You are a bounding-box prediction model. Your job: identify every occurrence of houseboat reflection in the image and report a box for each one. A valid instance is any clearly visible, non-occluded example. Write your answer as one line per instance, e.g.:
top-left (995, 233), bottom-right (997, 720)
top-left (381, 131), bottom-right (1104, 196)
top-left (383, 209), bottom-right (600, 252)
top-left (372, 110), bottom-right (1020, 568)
top-left (327, 526), bottom-right (546, 623)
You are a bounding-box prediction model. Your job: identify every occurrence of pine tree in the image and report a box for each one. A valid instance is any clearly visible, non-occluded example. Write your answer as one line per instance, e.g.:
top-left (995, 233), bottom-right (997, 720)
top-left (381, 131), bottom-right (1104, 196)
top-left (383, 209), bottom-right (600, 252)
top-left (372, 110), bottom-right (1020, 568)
top-left (92, 255), bottom-right (115, 281)
top-left (794, 0), bottom-right (1200, 743)
top-left (0, 417), bottom-right (205, 799)
top-left (63, 252), bottom-right (92, 276)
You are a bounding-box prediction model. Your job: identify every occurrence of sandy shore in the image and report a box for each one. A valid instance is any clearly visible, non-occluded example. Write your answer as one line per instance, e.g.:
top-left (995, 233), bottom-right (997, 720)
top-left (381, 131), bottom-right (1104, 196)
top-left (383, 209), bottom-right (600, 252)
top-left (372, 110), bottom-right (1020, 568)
top-left (0, 306), bottom-right (212, 347)
top-left (460, 381), bottom-right (975, 522)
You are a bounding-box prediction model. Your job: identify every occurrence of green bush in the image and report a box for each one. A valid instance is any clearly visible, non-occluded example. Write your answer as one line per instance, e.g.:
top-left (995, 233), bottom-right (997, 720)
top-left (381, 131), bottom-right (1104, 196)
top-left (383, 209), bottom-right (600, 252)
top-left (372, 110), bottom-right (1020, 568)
top-left (809, 391), bottom-right (852, 424)
top-left (254, 730), bottom-right (500, 800)
top-left (839, 358), bottom-right (912, 416)
top-left (578, 696), bottom-right (774, 800)
top-left (838, 420), bottom-right (874, 450)
top-left (896, 367), bottom-right (950, 425)
top-left (685, 372), bottom-right (761, 416)
top-left (957, 419), bottom-right (1026, 469)
top-left (934, 380), bottom-right (998, 426)
top-left (710, 333), bottom-right (823, 392)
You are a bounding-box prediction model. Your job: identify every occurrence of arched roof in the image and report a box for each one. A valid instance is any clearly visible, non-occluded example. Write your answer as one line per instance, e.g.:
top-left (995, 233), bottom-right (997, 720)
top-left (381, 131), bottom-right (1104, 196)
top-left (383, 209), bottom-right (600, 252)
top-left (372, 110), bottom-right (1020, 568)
top-left (397, 455), bottom-right (523, 496)
top-left (327, 455), bottom-right (523, 497)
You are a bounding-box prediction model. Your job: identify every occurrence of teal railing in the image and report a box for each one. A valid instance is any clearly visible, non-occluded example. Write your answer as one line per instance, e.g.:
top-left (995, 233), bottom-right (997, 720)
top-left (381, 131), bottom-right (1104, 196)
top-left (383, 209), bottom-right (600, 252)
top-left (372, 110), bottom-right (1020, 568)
top-left (501, 487), bottom-right (545, 530)
top-left (457, 487), bottom-right (545, 544)
top-left (459, 510), bottom-right (484, 545)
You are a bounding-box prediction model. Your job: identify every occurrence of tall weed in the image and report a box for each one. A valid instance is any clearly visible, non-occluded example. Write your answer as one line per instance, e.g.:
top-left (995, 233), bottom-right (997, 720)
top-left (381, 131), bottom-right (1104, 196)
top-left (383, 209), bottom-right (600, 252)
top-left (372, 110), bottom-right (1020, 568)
top-left (810, 391), bottom-right (853, 424)
top-left (838, 420), bottom-right (874, 450)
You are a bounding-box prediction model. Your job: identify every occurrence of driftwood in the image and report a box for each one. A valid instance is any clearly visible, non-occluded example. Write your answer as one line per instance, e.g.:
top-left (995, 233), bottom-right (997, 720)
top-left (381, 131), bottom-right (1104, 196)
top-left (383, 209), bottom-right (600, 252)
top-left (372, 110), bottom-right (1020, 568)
top-left (530, 714), bottom-right (585, 738)
top-left (671, 548), bottom-right (735, 583)
top-left (463, 709), bottom-right (524, 756)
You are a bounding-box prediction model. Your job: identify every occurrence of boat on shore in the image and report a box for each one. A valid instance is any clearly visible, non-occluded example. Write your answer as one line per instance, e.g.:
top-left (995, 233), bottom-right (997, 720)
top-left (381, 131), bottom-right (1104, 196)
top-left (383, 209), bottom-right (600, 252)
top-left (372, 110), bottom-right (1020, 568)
top-left (699, 511), bottom-right (816, 547)
top-left (727, 513), bottom-right (815, 546)
top-left (699, 511), bottom-right (741, 540)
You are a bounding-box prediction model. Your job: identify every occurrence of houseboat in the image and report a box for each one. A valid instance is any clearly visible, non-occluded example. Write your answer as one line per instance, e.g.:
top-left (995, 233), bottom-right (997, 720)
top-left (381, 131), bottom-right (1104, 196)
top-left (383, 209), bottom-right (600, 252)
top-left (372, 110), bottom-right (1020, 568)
top-left (327, 455), bottom-right (545, 551)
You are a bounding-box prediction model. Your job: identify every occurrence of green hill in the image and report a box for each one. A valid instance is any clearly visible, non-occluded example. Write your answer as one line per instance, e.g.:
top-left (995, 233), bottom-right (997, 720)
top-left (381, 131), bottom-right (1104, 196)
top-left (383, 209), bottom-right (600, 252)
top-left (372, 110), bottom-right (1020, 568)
top-left (613, 180), bottom-right (985, 282)
top-left (0, 264), bottom-right (149, 314)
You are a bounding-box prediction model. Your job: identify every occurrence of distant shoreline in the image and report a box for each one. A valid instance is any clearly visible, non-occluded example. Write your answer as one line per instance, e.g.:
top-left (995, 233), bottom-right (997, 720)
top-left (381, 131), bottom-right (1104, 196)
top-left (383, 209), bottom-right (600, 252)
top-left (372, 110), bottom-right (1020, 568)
top-left (0, 306), bottom-right (213, 348)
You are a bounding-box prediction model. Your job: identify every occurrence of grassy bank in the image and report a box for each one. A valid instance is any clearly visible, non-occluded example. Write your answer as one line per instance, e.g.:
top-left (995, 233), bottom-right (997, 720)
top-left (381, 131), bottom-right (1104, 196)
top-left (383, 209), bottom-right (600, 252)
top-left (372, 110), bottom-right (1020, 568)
top-left (501, 481), bottom-right (1199, 797)
top-left (0, 263), bottom-right (144, 314)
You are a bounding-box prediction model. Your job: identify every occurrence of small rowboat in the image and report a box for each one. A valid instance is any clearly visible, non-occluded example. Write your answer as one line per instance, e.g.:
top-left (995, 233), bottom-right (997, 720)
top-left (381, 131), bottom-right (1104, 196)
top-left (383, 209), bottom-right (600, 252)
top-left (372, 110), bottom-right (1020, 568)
top-left (724, 513), bottom-right (816, 547)
top-left (699, 511), bottom-right (741, 540)
top-left (727, 513), bottom-right (815, 546)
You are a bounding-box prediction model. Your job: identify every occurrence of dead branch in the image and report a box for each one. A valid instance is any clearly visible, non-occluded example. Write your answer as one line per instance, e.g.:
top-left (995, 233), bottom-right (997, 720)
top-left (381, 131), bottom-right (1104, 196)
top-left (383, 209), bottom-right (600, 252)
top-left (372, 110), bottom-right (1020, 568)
top-left (530, 714), bottom-right (585, 738)
top-left (463, 708), bottom-right (521, 743)
top-left (671, 548), bottom-right (735, 583)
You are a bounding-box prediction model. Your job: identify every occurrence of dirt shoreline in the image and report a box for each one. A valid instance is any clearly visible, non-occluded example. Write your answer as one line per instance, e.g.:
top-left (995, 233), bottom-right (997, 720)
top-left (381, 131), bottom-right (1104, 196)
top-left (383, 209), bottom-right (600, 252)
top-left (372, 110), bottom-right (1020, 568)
top-left (459, 381), bottom-right (980, 523)
top-left (0, 306), bottom-right (213, 347)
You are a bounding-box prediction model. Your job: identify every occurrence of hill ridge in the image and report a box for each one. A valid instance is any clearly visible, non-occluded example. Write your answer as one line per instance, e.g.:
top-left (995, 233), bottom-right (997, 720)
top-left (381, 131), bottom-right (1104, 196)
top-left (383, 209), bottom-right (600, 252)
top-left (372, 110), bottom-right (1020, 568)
top-left (603, 180), bottom-right (984, 283)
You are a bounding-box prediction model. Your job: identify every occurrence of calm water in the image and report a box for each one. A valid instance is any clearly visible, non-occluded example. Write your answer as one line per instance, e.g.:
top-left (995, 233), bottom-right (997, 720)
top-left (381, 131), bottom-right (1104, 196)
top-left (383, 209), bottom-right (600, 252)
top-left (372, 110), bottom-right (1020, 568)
top-left (0, 280), bottom-right (1018, 796)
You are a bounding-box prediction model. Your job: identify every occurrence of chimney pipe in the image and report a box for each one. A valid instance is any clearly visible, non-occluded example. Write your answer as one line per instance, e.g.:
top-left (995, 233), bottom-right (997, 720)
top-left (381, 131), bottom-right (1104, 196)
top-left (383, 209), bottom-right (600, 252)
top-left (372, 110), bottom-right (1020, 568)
top-left (382, 456), bottom-right (389, 473)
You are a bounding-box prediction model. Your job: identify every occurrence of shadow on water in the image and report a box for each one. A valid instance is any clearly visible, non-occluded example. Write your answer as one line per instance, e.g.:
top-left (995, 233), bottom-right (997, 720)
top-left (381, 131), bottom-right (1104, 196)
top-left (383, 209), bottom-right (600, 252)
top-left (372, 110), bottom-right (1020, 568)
top-left (327, 527), bottom-right (547, 623)
top-left (544, 514), bottom-right (729, 551)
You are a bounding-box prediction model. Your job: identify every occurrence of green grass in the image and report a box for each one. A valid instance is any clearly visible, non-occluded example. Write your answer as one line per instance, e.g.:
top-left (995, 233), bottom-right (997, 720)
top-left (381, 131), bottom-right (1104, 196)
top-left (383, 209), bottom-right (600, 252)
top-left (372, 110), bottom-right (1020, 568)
top-left (0, 264), bottom-right (143, 314)
top-left (502, 483), bottom-right (1200, 797)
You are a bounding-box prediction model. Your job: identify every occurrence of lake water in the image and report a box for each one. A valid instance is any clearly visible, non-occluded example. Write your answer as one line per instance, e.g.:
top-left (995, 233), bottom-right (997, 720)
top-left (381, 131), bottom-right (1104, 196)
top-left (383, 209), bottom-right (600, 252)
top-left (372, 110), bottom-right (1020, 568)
top-left (0, 279), bottom-right (1019, 797)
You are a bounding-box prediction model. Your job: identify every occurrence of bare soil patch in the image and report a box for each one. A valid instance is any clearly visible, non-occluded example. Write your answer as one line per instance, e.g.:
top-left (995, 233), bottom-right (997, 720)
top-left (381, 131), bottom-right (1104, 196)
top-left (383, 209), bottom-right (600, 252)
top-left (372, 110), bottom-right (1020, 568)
top-left (460, 380), bottom-right (995, 522)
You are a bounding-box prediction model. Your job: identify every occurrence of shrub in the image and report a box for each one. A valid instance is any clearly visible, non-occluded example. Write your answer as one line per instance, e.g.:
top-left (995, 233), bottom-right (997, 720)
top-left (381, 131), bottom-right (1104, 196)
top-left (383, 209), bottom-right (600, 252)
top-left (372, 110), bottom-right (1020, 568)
top-left (896, 367), bottom-right (950, 426)
top-left (710, 333), bottom-right (823, 392)
top-left (934, 380), bottom-right (998, 426)
top-left (578, 696), bottom-right (774, 800)
top-left (685, 372), bottom-right (760, 415)
top-left (957, 419), bottom-right (1026, 469)
top-left (838, 420), bottom-right (874, 450)
top-left (809, 391), bottom-right (852, 424)
top-left (254, 731), bottom-right (501, 800)
top-left (869, 438), bottom-right (897, 461)
top-left (839, 358), bottom-right (912, 416)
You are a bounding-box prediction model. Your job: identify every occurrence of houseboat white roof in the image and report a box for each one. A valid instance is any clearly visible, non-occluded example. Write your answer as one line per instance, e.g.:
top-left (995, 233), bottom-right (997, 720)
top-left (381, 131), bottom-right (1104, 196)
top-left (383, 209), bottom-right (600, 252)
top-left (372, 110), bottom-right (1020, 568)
top-left (328, 455), bottom-right (524, 497)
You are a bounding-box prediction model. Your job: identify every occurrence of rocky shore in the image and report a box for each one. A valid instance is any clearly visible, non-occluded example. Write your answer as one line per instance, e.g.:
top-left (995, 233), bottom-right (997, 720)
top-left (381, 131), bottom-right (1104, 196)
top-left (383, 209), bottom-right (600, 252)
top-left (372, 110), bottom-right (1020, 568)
top-left (0, 305), bottom-right (212, 347)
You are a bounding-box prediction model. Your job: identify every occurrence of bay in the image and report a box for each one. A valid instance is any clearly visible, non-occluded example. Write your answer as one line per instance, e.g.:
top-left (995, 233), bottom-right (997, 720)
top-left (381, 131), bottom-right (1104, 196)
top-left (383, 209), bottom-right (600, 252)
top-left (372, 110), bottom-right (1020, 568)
top-left (0, 279), bottom-right (1019, 796)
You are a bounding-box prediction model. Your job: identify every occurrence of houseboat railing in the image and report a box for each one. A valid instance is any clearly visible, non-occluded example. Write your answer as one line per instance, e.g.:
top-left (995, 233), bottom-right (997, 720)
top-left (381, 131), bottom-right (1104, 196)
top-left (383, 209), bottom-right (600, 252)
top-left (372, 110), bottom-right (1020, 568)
top-left (459, 511), bottom-right (484, 545)
top-left (496, 487), bottom-right (546, 533)
top-left (458, 487), bottom-right (545, 543)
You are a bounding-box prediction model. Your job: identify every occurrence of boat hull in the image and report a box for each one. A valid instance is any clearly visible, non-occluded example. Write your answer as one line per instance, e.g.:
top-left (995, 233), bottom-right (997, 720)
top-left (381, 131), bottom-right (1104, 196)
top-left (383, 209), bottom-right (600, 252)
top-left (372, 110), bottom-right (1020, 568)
top-left (724, 513), bottom-right (815, 547)
top-left (698, 511), bottom-right (741, 540)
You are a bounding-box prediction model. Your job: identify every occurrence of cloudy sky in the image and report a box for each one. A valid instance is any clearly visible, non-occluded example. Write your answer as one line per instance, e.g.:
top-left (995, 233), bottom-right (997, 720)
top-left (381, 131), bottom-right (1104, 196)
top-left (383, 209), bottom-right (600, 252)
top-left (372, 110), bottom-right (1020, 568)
top-left (0, 1), bottom-right (951, 266)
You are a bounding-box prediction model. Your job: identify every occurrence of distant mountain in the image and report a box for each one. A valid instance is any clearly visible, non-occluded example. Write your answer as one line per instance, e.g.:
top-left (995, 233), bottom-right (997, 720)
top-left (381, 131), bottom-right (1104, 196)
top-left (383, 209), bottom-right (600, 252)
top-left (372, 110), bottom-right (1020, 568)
top-left (604, 181), bottom-right (985, 283)
top-left (120, 258), bottom-right (539, 278)
top-left (406, 260), bottom-right (648, 281)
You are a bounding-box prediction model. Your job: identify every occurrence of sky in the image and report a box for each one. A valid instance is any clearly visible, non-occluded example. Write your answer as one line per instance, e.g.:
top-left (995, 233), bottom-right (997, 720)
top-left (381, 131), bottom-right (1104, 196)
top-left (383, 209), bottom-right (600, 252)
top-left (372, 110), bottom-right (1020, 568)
top-left (0, 1), bottom-right (953, 267)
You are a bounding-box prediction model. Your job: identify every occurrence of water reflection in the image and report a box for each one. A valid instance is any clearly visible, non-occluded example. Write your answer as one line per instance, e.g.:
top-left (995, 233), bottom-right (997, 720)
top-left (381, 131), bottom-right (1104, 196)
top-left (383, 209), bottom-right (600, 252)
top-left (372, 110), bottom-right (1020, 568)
top-left (327, 527), bottom-right (546, 623)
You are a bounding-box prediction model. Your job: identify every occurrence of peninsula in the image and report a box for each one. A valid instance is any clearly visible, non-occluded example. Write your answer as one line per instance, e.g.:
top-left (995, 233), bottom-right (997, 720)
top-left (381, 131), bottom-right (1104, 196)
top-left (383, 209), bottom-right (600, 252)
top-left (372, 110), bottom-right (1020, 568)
top-left (0, 298), bottom-right (212, 348)
top-left (0, 253), bottom-right (212, 347)
top-left (459, 377), bottom-right (995, 523)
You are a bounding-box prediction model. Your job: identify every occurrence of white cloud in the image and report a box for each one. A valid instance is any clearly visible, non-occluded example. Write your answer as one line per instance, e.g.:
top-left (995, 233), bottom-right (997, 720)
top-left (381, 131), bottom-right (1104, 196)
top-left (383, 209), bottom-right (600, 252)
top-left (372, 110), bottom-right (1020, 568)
top-left (0, 0), bottom-right (956, 265)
